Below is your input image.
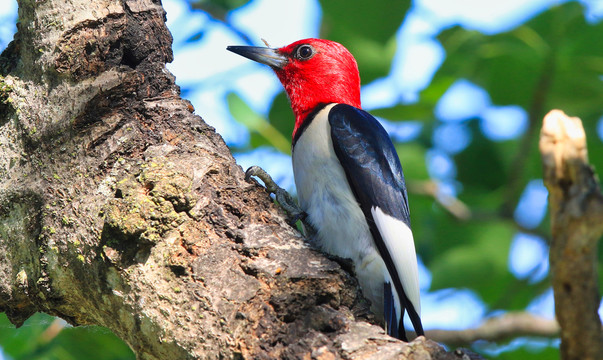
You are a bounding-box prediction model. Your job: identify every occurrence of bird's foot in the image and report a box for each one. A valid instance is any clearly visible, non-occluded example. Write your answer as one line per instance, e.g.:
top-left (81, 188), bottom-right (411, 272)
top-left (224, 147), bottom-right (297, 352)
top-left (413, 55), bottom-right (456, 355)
top-left (245, 166), bottom-right (310, 228)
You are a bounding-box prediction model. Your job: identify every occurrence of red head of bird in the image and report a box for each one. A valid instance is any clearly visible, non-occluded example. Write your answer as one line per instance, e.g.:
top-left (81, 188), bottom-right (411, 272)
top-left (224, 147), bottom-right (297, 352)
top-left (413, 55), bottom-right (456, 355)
top-left (227, 39), bottom-right (361, 138)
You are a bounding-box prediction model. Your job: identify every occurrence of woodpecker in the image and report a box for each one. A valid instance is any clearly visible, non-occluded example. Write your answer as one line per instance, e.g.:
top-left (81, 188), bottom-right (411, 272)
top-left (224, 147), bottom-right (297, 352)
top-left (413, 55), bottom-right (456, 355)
top-left (227, 39), bottom-right (424, 340)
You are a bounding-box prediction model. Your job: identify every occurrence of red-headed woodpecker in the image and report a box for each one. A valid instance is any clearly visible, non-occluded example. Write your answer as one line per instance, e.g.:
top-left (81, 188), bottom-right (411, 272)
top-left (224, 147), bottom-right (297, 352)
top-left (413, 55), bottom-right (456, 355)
top-left (227, 39), bottom-right (424, 340)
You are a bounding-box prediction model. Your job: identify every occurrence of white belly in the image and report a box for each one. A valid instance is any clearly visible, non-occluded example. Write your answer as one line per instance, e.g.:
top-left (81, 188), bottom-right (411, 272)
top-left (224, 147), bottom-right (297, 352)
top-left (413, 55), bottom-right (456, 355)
top-left (292, 104), bottom-right (387, 318)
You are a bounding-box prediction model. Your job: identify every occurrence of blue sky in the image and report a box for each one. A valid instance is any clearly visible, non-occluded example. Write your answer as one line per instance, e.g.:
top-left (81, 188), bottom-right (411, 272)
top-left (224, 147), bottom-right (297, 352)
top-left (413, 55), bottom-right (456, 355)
top-left (0, 0), bottom-right (602, 351)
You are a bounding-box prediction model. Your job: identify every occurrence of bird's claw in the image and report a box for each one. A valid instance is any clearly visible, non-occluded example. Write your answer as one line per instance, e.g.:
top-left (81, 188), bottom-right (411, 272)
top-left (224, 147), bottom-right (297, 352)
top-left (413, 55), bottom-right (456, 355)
top-left (245, 166), bottom-right (277, 192)
top-left (245, 166), bottom-right (308, 227)
top-left (286, 208), bottom-right (307, 225)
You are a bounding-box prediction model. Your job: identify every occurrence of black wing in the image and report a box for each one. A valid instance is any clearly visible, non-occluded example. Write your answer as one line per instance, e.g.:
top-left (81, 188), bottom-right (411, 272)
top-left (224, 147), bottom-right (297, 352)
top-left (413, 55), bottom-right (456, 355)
top-left (328, 103), bottom-right (423, 339)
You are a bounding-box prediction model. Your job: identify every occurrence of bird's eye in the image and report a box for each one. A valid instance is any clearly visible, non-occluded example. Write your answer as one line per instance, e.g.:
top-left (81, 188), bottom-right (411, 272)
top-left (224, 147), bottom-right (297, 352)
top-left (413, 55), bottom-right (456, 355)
top-left (295, 45), bottom-right (315, 60)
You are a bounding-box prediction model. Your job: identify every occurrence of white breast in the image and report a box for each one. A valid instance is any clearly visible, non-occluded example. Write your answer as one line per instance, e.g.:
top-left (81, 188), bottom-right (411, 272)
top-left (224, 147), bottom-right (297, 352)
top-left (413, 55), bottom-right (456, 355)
top-left (292, 104), bottom-right (387, 318)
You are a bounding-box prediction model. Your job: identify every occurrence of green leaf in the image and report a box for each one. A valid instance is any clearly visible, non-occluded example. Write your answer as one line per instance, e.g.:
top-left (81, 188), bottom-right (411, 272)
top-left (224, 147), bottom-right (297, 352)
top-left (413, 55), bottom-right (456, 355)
top-left (0, 312), bottom-right (50, 357)
top-left (454, 120), bottom-right (508, 191)
top-left (185, 30), bottom-right (205, 43)
top-left (435, 26), bottom-right (544, 110)
top-left (267, 91), bottom-right (295, 140)
top-left (319, 0), bottom-right (410, 44)
top-left (396, 142), bottom-right (429, 181)
top-left (44, 325), bottom-right (134, 360)
top-left (432, 2), bottom-right (603, 124)
top-left (490, 342), bottom-right (559, 360)
top-left (370, 102), bottom-right (435, 123)
top-left (318, 0), bottom-right (411, 83)
top-left (189, 0), bottom-right (252, 21)
top-left (227, 92), bottom-right (291, 154)
top-left (0, 313), bottom-right (134, 360)
top-left (429, 220), bottom-right (516, 304)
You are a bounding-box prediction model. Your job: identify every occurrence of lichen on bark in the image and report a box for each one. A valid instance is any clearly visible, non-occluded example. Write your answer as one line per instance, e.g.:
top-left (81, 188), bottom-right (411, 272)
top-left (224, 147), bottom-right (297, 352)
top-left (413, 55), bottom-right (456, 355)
top-left (101, 157), bottom-right (196, 267)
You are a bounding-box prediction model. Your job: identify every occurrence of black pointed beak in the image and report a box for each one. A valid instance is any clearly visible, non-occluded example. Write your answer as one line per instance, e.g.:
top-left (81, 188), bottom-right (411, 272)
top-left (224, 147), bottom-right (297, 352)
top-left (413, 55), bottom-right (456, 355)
top-left (227, 45), bottom-right (288, 69)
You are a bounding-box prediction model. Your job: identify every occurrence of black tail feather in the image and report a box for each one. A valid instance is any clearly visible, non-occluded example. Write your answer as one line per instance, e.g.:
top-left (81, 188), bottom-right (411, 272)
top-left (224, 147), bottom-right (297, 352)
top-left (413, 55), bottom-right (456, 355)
top-left (385, 282), bottom-right (407, 341)
top-left (384, 282), bottom-right (424, 341)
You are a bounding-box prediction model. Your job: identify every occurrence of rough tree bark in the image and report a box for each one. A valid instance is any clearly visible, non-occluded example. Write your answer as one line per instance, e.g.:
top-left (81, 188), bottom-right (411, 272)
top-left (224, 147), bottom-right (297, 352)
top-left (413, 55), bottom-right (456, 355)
top-left (540, 110), bottom-right (603, 360)
top-left (0, 0), bottom-right (464, 358)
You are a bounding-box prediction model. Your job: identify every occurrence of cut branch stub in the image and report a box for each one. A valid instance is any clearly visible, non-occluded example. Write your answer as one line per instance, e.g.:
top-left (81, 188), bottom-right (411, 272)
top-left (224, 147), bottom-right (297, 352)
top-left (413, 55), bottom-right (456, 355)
top-left (540, 109), bottom-right (587, 182)
top-left (539, 109), bottom-right (603, 360)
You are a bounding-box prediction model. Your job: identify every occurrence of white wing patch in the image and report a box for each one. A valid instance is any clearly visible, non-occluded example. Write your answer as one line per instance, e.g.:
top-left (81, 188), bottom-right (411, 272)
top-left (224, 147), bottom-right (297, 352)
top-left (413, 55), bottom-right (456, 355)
top-left (371, 206), bottom-right (421, 315)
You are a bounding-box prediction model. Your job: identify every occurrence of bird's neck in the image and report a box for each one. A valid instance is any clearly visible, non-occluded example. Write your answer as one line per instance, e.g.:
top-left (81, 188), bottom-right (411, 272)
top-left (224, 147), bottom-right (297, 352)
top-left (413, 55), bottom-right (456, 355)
top-left (276, 67), bottom-right (361, 140)
top-left (289, 103), bottom-right (329, 143)
top-left (286, 87), bottom-right (361, 140)
top-left (293, 106), bottom-right (317, 139)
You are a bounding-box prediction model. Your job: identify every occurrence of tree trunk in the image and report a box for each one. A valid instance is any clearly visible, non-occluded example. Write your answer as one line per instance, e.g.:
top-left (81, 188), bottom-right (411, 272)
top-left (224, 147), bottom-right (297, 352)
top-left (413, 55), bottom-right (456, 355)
top-left (0, 0), bottom-right (459, 358)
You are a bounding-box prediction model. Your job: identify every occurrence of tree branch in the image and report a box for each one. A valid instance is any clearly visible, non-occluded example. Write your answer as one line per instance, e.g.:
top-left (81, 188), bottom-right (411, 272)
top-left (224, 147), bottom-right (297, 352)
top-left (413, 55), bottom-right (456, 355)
top-left (408, 180), bottom-right (471, 221)
top-left (423, 312), bottom-right (559, 346)
top-left (539, 109), bottom-right (603, 359)
top-left (502, 53), bottom-right (555, 216)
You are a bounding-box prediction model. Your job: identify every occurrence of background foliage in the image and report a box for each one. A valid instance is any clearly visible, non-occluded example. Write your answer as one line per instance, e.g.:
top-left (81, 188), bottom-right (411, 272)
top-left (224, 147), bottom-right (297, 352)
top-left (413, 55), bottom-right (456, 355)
top-left (218, 1), bottom-right (603, 359)
top-left (1, 0), bottom-right (602, 359)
